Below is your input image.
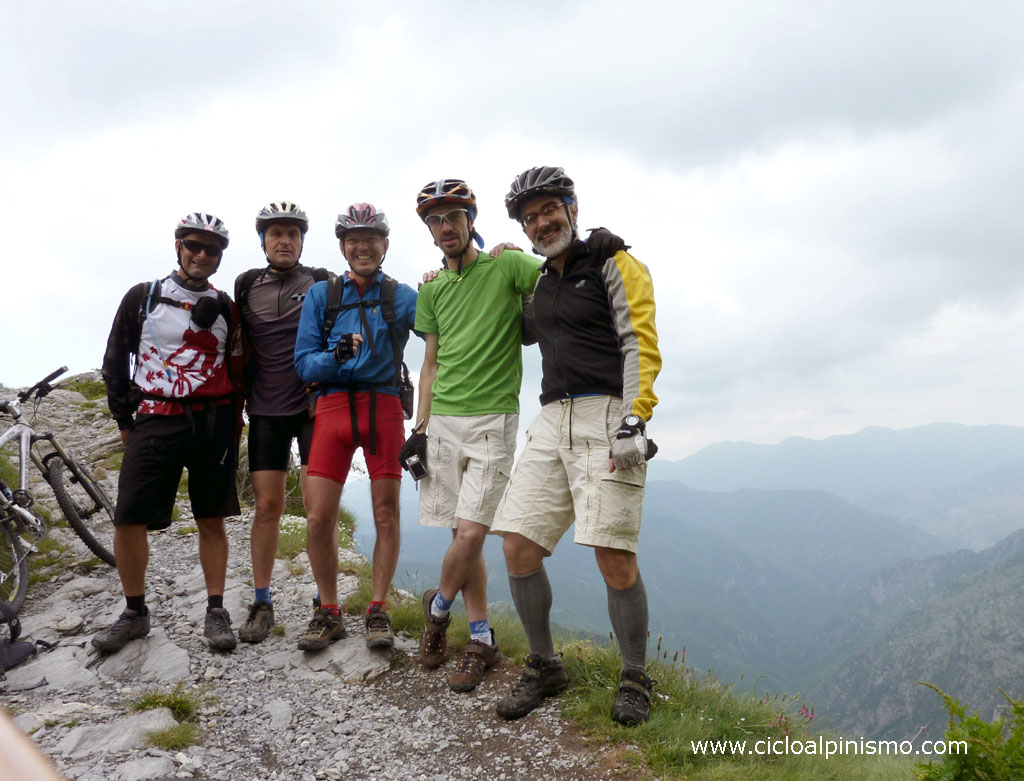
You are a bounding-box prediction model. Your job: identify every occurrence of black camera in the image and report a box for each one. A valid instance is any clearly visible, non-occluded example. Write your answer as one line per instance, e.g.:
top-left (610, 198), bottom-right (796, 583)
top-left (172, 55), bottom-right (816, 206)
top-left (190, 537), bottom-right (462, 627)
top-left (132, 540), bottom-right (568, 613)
top-left (405, 453), bottom-right (427, 481)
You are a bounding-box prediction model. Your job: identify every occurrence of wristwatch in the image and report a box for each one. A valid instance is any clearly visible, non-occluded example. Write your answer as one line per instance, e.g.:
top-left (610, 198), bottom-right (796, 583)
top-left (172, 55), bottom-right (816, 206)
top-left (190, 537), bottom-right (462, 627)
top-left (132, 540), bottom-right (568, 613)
top-left (623, 415), bottom-right (643, 430)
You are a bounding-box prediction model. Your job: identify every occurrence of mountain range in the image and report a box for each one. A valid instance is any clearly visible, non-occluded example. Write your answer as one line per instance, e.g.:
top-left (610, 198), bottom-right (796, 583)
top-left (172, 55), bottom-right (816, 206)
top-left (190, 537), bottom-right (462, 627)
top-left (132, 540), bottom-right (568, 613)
top-left (344, 422), bottom-right (1024, 739)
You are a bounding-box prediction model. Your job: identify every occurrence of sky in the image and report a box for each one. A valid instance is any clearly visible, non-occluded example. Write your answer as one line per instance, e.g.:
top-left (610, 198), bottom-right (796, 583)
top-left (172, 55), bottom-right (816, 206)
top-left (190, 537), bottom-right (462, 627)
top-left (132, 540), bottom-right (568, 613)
top-left (2, 0), bottom-right (1023, 460)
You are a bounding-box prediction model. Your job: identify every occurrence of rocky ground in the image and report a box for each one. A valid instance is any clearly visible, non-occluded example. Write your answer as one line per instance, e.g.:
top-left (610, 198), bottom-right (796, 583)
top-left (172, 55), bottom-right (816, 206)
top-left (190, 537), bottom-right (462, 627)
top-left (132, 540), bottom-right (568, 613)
top-left (2, 381), bottom-right (630, 780)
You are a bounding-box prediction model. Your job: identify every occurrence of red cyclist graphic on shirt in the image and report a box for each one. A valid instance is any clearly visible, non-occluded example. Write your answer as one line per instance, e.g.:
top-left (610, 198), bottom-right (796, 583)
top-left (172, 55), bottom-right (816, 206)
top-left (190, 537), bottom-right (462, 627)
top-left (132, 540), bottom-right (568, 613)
top-left (134, 277), bottom-right (236, 415)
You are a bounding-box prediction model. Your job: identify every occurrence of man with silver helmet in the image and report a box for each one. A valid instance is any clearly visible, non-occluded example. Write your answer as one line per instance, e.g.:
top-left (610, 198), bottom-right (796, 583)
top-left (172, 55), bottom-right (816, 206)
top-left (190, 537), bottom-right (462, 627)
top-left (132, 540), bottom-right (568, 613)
top-left (234, 201), bottom-right (332, 644)
top-left (94, 212), bottom-right (245, 655)
top-left (491, 167), bottom-right (661, 726)
top-left (294, 203), bottom-right (419, 651)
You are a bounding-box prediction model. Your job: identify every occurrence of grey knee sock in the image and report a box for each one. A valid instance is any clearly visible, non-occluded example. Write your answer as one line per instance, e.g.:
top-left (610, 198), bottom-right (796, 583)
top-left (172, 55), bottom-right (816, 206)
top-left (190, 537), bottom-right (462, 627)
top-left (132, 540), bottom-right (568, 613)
top-left (508, 566), bottom-right (556, 659)
top-left (607, 572), bottom-right (648, 674)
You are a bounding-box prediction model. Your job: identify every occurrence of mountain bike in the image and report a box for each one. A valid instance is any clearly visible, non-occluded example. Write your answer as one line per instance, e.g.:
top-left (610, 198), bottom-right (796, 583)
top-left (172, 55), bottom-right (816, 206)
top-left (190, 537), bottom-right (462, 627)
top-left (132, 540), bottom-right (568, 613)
top-left (0, 367), bottom-right (117, 610)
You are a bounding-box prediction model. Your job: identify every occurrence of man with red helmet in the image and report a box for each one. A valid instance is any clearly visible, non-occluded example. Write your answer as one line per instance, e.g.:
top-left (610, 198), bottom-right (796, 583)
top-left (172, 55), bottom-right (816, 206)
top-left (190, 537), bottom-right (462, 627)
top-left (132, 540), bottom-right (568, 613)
top-left (492, 166), bottom-right (661, 726)
top-left (401, 179), bottom-right (543, 692)
top-left (94, 212), bottom-right (244, 655)
top-left (294, 203), bottom-right (419, 651)
top-left (234, 201), bottom-right (332, 644)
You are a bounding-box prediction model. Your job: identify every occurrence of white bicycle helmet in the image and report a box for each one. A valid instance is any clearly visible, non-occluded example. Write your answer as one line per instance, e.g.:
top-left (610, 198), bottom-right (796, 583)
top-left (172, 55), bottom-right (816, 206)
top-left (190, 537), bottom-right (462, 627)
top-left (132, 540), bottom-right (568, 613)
top-left (255, 201), bottom-right (309, 235)
top-left (174, 212), bottom-right (230, 247)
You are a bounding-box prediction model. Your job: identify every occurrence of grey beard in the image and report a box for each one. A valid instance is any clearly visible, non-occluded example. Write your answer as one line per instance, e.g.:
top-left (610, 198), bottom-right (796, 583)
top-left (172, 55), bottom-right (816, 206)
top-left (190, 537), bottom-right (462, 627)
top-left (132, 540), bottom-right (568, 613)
top-left (534, 225), bottom-right (573, 258)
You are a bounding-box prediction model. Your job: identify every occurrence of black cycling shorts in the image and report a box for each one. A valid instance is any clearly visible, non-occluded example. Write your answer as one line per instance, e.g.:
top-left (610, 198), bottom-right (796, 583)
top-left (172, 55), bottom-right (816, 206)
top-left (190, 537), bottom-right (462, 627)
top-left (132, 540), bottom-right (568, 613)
top-left (114, 407), bottom-right (240, 530)
top-left (247, 411), bottom-right (315, 472)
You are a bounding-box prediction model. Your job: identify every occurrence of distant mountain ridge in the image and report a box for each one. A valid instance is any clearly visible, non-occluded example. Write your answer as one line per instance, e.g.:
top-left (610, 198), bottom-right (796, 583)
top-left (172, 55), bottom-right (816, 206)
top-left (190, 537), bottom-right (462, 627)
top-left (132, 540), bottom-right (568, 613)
top-left (651, 422), bottom-right (1024, 548)
top-left (805, 528), bottom-right (1024, 740)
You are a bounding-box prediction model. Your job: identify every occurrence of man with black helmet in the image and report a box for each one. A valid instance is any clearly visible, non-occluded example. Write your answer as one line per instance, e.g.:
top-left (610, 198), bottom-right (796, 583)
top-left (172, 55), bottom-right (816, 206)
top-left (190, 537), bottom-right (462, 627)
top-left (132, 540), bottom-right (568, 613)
top-left (94, 212), bottom-right (245, 655)
top-left (492, 167), bottom-right (661, 726)
top-left (233, 201), bottom-right (331, 644)
top-left (402, 179), bottom-right (543, 693)
top-left (294, 203), bottom-right (418, 651)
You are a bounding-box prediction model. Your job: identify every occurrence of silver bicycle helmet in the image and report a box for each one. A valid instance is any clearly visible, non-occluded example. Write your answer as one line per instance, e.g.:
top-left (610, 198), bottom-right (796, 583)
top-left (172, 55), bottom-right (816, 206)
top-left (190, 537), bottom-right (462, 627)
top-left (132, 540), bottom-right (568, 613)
top-left (255, 201), bottom-right (309, 235)
top-left (505, 166), bottom-right (576, 220)
top-left (335, 203), bottom-right (390, 239)
top-left (174, 212), bottom-right (230, 247)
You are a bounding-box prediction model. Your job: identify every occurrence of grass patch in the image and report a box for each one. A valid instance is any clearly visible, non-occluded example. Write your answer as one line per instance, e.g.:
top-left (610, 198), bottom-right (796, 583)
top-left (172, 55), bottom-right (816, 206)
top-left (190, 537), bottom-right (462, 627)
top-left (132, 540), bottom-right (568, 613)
top-left (277, 517), bottom-right (308, 559)
top-left (28, 534), bottom-right (70, 580)
top-left (101, 451), bottom-right (124, 471)
top-left (176, 525), bottom-right (198, 536)
top-left (147, 723), bottom-right (199, 751)
top-left (76, 557), bottom-right (102, 574)
top-left (554, 638), bottom-right (914, 780)
top-left (272, 624), bottom-right (286, 637)
top-left (72, 400), bottom-right (101, 411)
top-left (383, 598), bottom-right (912, 780)
top-left (276, 509), bottom-right (354, 560)
top-left (62, 378), bottom-right (107, 400)
top-left (131, 684), bottom-right (199, 722)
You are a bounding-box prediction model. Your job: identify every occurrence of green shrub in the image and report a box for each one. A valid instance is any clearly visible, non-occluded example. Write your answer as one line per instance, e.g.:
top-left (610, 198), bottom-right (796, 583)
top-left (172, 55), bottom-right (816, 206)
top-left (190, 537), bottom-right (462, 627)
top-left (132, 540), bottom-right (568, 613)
top-left (916, 683), bottom-right (1024, 780)
top-left (147, 723), bottom-right (199, 750)
top-left (62, 378), bottom-right (107, 400)
top-left (131, 684), bottom-right (199, 722)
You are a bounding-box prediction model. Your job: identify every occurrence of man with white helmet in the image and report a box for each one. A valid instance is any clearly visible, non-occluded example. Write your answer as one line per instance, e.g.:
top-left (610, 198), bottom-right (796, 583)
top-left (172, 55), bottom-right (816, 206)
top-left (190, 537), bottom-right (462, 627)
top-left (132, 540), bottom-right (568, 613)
top-left (94, 212), bottom-right (245, 654)
top-left (234, 201), bottom-right (331, 644)
top-left (294, 203), bottom-right (418, 651)
top-left (491, 166), bottom-right (661, 725)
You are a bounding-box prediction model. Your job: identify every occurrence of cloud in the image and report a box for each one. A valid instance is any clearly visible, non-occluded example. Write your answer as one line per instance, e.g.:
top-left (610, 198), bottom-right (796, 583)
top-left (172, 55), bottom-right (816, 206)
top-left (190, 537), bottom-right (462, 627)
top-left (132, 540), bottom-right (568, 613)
top-left (3, 1), bottom-right (1024, 460)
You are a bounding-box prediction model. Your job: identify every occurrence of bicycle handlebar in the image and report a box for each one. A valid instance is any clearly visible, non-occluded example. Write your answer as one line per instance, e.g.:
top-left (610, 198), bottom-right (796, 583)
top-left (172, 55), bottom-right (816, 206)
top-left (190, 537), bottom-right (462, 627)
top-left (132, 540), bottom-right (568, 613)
top-left (17, 366), bottom-right (68, 403)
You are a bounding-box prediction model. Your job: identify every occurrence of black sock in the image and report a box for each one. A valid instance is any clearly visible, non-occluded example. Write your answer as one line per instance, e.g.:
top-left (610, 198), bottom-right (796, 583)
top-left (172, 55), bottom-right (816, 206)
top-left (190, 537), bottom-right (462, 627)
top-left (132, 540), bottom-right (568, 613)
top-left (126, 595), bottom-right (147, 615)
top-left (207, 595), bottom-right (224, 611)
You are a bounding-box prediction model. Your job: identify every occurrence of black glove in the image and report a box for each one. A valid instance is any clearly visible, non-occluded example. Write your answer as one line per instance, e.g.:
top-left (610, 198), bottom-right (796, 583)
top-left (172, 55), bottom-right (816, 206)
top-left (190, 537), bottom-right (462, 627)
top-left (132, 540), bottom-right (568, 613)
top-left (610, 415), bottom-right (656, 471)
top-left (586, 227), bottom-right (629, 259)
top-left (399, 431), bottom-right (428, 479)
top-left (333, 334), bottom-right (357, 363)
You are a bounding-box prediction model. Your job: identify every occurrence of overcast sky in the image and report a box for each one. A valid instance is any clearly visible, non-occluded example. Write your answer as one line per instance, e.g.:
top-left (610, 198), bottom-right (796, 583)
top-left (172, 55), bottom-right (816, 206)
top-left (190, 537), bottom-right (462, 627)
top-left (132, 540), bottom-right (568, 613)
top-left (3, 1), bottom-right (1023, 459)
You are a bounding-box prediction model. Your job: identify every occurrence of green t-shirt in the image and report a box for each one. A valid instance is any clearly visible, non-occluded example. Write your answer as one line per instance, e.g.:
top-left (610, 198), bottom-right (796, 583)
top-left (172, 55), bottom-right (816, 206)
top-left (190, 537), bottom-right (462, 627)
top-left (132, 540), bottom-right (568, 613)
top-left (415, 250), bottom-right (541, 416)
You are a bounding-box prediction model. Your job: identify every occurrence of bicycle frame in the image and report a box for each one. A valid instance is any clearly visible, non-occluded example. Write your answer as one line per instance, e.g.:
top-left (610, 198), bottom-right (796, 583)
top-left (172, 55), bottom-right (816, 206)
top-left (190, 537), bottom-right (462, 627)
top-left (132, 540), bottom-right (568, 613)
top-left (0, 399), bottom-right (52, 537)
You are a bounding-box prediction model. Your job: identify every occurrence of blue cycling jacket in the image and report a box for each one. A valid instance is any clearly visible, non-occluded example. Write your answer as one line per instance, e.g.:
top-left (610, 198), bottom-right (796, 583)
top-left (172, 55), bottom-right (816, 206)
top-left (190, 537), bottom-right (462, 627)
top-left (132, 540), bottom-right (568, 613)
top-left (294, 271), bottom-right (419, 396)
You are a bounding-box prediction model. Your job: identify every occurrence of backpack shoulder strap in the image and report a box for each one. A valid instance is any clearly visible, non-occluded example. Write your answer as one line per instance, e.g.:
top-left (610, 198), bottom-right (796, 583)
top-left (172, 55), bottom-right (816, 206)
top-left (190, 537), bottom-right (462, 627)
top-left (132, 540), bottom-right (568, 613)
top-left (234, 268), bottom-right (263, 313)
top-left (323, 275), bottom-right (344, 339)
top-left (378, 275), bottom-right (404, 384)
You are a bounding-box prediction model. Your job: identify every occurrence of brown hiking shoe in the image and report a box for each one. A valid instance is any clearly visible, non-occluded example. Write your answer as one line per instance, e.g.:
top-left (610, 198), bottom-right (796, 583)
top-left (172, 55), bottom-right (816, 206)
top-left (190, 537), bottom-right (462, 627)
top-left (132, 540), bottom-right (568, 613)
top-left (611, 668), bottom-right (655, 726)
top-left (419, 588), bottom-right (451, 669)
top-left (365, 605), bottom-right (394, 650)
top-left (496, 653), bottom-right (569, 720)
top-left (449, 631), bottom-right (502, 692)
top-left (297, 607), bottom-right (346, 651)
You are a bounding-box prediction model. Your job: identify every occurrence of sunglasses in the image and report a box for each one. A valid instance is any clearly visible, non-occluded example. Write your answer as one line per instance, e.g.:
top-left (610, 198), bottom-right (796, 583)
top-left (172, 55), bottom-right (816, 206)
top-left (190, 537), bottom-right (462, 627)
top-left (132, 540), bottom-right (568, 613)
top-left (180, 238), bottom-right (224, 257)
top-left (425, 208), bottom-right (469, 228)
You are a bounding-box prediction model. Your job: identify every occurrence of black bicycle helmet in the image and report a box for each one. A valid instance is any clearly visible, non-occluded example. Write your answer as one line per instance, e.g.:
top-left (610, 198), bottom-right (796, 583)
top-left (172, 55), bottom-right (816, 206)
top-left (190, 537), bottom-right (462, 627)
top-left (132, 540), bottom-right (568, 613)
top-left (505, 166), bottom-right (576, 220)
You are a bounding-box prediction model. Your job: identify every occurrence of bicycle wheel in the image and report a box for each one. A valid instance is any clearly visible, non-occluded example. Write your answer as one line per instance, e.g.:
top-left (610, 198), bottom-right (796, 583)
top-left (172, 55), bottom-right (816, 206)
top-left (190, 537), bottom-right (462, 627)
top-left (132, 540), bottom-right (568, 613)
top-left (0, 520), bottom-right (28, 610)
top-left (47, 456), bottom-right (116, 566)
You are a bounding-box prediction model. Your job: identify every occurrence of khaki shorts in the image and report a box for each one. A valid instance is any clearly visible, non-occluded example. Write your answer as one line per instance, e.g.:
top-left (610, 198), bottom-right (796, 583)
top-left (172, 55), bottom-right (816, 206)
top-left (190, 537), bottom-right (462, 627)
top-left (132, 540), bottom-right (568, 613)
top-left (492, 395), bottom-right (645, 553)
top-left (418, 413), bottom-right (518, 529)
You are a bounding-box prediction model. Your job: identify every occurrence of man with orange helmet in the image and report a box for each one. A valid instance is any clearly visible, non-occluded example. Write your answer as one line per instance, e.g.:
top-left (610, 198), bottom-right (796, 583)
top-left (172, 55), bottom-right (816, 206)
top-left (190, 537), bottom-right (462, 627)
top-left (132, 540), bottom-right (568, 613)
top-left (234, 201), bottom-right (331, 644)
top-left (295, 203), bottom-right (419, 651)
top-left (402, 179), bottom-right (543, 692)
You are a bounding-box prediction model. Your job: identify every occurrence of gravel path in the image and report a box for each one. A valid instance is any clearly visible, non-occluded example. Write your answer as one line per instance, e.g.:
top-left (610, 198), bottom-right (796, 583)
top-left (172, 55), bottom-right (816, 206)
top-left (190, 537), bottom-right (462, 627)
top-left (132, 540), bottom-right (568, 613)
top-left (3, 382), bottom-right (630, 780)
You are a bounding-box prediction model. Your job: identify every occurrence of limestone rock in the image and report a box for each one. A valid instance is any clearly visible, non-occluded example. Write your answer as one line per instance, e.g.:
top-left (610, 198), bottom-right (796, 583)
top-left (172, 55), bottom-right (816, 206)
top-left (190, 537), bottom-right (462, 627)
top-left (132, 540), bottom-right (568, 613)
top-left (56, 707), bottom-right (178, 758)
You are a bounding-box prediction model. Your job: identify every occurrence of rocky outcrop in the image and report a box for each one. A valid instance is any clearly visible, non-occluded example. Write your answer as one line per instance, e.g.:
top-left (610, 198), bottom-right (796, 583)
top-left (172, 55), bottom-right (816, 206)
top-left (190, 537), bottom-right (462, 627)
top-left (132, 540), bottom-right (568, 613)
top-left (3, 376), bottom-right (612, 780)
